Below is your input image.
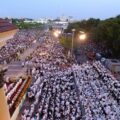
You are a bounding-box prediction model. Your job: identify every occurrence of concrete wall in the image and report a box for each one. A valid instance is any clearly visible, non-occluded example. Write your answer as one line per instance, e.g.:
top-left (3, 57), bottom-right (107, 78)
top-left (0, 29), bottom-right (18, 47)
top-left (0, 87), bottom-right (11, 120)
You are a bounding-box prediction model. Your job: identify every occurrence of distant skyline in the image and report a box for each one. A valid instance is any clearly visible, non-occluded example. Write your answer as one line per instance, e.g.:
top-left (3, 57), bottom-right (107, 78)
top-left (0, 0), bottom-right (120, 20)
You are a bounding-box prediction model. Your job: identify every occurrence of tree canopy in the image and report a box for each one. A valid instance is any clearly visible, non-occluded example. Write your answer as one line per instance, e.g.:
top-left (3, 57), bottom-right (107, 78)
top-left (65, 15), bottom-right (120, 58)
top-left (12, 19), bottom-right (43, 29)
top-left (60, 36), bottom-right (72, 49)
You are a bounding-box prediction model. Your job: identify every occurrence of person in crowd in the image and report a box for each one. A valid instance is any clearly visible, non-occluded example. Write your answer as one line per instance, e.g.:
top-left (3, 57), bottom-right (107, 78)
top-left (3, 30), bottom-right (120, 120)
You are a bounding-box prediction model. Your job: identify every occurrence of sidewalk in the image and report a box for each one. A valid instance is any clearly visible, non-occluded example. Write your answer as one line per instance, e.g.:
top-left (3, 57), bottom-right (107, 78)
top-left (20, 41), bottom-right (40, 61)
top-left (3, 41), bottom-right (42, 80)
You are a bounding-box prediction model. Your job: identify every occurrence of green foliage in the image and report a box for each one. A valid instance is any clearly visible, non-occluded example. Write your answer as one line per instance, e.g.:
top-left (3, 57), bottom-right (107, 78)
top-left (94, 17), bottom-right (120, 57)
top-left (65, 18), bottom-right (100, 33)
top-left (65, 16), bottom-right (120, 58)
top-left (60, 36), bottom-right (72, 49)
top-left (60, 35), bottom-right (78, 49)
top-left (12, 19), bottom-right (43, 29)
top-left (17, 22), bottom-right (42, 29)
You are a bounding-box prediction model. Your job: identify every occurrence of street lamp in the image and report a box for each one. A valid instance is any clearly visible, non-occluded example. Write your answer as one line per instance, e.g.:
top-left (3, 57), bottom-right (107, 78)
top-left (71, 29), bottom-right (87, 57)
top-left (53, 29), bottom-right (61, 38)
top-left (79, 34), bottom-right (87, 41)
top-left (53, 31), bottom-right (59, 38)
top-left (71, 29), bottom-right (76, 56)
top-left (58, 30), bottom-right (62, 34)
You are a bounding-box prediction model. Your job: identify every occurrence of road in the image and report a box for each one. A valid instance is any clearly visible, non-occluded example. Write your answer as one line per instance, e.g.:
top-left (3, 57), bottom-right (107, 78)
top-left (4, 39), bottom-right (43, 80)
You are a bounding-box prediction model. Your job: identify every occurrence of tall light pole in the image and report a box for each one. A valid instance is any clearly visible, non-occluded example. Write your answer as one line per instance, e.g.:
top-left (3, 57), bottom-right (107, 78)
top-left (0, 70), bottom-right (11, 120)
top-left (71, 29), bottom-right (76, 56)
top-left (71, 29), bottom-right (87, 57)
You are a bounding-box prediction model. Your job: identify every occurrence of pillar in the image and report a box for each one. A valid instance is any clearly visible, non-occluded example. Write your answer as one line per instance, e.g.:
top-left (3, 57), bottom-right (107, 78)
top-left (0, 71), bottom-right (10, 120)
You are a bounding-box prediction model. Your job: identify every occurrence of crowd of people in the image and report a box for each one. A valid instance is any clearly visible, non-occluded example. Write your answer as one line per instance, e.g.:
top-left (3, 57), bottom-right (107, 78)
top-left (19, 32), bottom-right (120, 120)
top-left (21, 35), bottom-right (82, 120)
top-left (3, 77), bottom-right (29, 116)
top-left (73, 61), bottom-right (120, 120)
top-left (1, 29), bottom-right (43, 116)
top-left (0, 30), bottom-right (39, 64)
top-left (2, 29), bottom-right (120, 120)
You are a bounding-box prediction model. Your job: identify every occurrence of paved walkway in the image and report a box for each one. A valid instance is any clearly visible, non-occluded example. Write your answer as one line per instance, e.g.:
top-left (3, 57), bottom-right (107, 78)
top-left (4, 40), bottom-right (42, 79)
top-left (19, 41), bottom-right (39, 61)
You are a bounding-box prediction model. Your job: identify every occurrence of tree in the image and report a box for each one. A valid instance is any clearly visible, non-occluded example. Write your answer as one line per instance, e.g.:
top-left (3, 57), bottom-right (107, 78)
top-left (65, 15), bottom-right (120, 58)
top-left (65, 18), bottom-right (100, 33)
top-left (60, 36), bottom-right (72, 49)
top-left (94, 17), bottom-right (120, 57)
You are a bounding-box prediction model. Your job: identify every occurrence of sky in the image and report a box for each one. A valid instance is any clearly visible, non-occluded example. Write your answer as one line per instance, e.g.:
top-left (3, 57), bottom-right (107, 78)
top-left (0, 0), bottom-right (120, 20)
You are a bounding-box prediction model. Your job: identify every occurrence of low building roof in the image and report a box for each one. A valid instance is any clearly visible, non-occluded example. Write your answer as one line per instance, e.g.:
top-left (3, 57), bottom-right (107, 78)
top-left (106, 59), bottom-right (120, 66)
top-left (0, 18), bottom-right (18, 33)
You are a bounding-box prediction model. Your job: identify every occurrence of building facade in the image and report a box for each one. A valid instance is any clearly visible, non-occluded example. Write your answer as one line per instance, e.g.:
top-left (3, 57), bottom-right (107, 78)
top-left (0, 18), bottom-right (18, 48)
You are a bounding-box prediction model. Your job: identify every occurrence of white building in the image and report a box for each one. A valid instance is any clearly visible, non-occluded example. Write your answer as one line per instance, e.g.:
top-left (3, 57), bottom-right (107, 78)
top-left (53, 21), bottom-right (69, 29)
top-left (36, 18), bottom-right (49, 24)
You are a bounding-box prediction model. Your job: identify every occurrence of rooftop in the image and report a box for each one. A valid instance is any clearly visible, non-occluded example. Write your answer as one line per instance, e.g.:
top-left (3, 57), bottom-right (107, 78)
top-left (0, 18), bottom-right (17, 33)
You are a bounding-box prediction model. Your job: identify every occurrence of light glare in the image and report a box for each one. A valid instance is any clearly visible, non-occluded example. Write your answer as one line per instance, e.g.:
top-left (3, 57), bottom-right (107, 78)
top-left (79, 34), bottom-right (86, 40)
